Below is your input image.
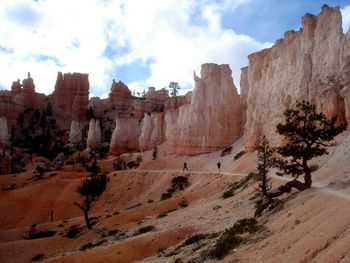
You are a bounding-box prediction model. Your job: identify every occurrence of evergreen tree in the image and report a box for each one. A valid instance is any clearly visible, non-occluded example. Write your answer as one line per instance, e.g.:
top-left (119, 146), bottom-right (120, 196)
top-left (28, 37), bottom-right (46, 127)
top-left (152, 146), bottom-right (158, 160)
top-left (256, 136), bottom-right (274, 196)
top-left (74, 173), bottom-right (108, 229)
top-left (169, 82), bottom-right (180, 98)
top-left (275, 101), bottom-right (346, 190)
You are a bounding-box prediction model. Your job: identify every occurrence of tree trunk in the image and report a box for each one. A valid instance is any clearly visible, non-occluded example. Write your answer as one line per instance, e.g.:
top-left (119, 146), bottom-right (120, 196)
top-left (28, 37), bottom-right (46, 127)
top-left (84, 209), bottom-right (92, 229)
top-left (304, 170), bottom-right (312, 188)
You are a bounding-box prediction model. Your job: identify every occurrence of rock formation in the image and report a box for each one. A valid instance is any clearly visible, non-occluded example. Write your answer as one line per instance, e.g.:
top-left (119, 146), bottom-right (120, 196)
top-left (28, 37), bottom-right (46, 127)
top-left (109, 117), bottom-right (141, 155)
top-left (0, 117), bottom-right (9, 148)
top-left (51, 72), bottom-right (89, 121)
top-left (108, 80), bottom-right (132, 112)
top-left (139, 112), bottom-right (165, 151)
top-left (241, 5), bottom-right (349, 150)
top-left (86, 119), bottom-right (101, 150)
top-left (69, 120), bottom-right (83, 145)
top-left (167, 63), bottom-right (242, 155)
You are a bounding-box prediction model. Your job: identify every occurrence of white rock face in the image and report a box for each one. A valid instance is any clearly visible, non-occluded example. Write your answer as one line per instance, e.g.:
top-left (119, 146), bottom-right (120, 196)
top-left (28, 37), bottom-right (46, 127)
top-left (166, 63), bottom-right (242, 155)
top-left (0, 117), bottom-right (9, 148)
top-left (139, 112), bottom-right (164, 151)
top-left (109, 117), bottom-right (141, 155)
top-left (241, 5), bottom-right (349, 150)
top-left (69, 120), bottom-right (82, 145)
top-left (86, 119), bottom-right (101, 150)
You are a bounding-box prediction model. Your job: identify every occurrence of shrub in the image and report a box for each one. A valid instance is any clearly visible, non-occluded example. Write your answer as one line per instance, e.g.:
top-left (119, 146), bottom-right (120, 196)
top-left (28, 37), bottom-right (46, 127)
top-left (135, 225), bottom-right (155, 235)
top-left (211, 218), bottom-right (261, 259)
top-left (178, 199), bottom-right (188, 208)
top-left (222, 190), bottom-right (234, 199)
top-left (234, 150), bottom-right (246, 160)
top-left (183, 234), bottom-right (209, 246)
top-left (221, 146), bottom-right (232, 156)
top-left (80, 239), bottom-right (107, 251)
top-left (160, 192), bottom-right (172, 200)
top-left (31, 253), bottom-right (45, 261)
top-left (64, 225), bottom-right (82, 239)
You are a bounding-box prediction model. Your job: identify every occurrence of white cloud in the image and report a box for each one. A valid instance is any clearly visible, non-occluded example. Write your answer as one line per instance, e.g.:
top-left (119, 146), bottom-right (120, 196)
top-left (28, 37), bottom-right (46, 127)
top-left (0, 0), bottom-right (269, 96)
top-left (342, 5), bottom-right (350, 33)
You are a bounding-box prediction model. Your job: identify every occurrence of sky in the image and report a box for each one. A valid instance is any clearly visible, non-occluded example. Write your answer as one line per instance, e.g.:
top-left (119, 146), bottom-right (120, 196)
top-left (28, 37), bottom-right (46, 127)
top-left (0, 0), bottom-right (350, 97)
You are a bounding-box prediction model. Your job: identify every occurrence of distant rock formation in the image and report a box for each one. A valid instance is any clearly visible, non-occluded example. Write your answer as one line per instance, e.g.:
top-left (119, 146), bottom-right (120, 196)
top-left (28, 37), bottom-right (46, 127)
top-left (0, 117), bottom-right (9, 149)
top-left (241, 5), bottom-right (350, 150)
top-left (86, 119), bottom-right (101, 150)
top-left (108, 80), bottom-right (132, 112)
top-left (69, 120), bottom-right (83, 145)
top-left (166, 63), bottom-right (242, 155)
top-left (109, 117), bottom-right (141, 155)
top-left (139, 112), bottom-right (164, 151)
top-left (51, 72), bottom-right (89, 121)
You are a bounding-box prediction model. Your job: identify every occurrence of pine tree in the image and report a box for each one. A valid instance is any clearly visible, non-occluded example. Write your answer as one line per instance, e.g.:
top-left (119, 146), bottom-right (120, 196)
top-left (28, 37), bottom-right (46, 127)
top-left (256, 136), bottom-right (274, 197)
top-left (74, 173), bottom-right (108, 229)
top-left (275, 101), bottom-right (346, 190)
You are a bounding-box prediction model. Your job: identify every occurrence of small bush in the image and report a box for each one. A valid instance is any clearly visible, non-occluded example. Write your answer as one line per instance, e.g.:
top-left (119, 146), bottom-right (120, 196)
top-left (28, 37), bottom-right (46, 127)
top-left (64, 225), bottom-right (82, 239)
top-left (178, 199), bottom-right (188, 208)
top-left (160, 192), bottom-right (172, 200)
top-left (183, 234), bottom-right (209, 246)
top-left (157, 212), bottom-right (168, 218)
top-left (147, 199), bottom-right (154, 203)
top-left (234, 150), bottom-right (246, 160)
top-left (221, 146), bottom-right (232, 156)
top-left (174, 258), bottom-right (183, 263)
top-left (31, 253), bottom-right (45, 261)
top-left (80, 239), bottom-right (107, 251)
top-left (222, 190), bottom-right (234, 199)
top-left (211, 218), bottom-right (261, 259)
top-left (135, 225), bottom-right (155, 235)
top-left (211, 232), bottom-right (242, 259)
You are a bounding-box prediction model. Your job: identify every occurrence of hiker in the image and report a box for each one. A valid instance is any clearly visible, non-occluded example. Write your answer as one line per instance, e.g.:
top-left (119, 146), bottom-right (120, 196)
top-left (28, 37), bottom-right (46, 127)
top-left (217, 161), bottom-right (221, 171)
top-left (183, 162), bottom-right (188, 171)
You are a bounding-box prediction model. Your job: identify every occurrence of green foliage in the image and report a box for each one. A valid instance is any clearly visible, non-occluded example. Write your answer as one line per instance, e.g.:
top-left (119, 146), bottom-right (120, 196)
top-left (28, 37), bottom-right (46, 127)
top-left (160, 176), bottom-right (190, 201)
top-left (256, 136), bottom-right (274, 197)
top-left (234, 150), bottom-right (246, 160)
top-left (221, 146), bottom-right (232, 156)
top-left (222, 173), bottom-right (257, 199)
top-left (183, 234), bottom-right (209, 246)
top-left (211, 218), bottom-right (261, 259)
top-left (275, 101), bottom-right (346, 186)
top-left (75, 173), bottom-right (108, 229)
top-left (169, 82), bottom-right (180, 97)
top-left (222, 189), bottom-right (234, 199)
top-left (136, 154), bottom-right (143, 166)
top-left (88, 158), bottom-right (100, 174)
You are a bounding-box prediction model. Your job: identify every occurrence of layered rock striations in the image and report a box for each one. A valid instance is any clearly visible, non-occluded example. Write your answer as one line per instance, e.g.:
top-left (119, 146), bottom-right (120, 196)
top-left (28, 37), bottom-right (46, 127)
top-left (51, 72), bottom-right (89, 121)
top-left (241, 5), bottom-right (350, 150)
top-left (109, 117), bottom-right (141, 155)
top-left (139, 112), bottom-right (165, 151)
top-left (167, 63), bottom-right (242, 155)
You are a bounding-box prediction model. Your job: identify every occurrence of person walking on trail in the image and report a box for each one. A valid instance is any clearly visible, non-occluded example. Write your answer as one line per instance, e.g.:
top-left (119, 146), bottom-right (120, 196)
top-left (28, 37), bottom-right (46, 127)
top-left (183, 162), bottom-right (188, 171)
top-left (217, 161), bottom-right (221, 171)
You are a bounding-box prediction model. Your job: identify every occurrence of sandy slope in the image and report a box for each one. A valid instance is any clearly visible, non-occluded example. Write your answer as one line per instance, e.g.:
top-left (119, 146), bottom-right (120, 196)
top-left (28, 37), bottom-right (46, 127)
top-left (0, 132), bottom-right (350, 262)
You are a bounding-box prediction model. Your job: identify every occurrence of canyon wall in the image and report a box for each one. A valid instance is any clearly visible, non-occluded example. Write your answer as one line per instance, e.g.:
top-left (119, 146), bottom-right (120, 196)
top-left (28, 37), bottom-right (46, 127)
top-left (166, 63), bottom-right (242, 155)
top-left (139, 112), bottom-right (165, 151)
top-left (86, 119), bottom-right (101, 150)
top-left (0, 117), bottom-right (9, 149)
top-left (242, 5), bottom-right (350, 150)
